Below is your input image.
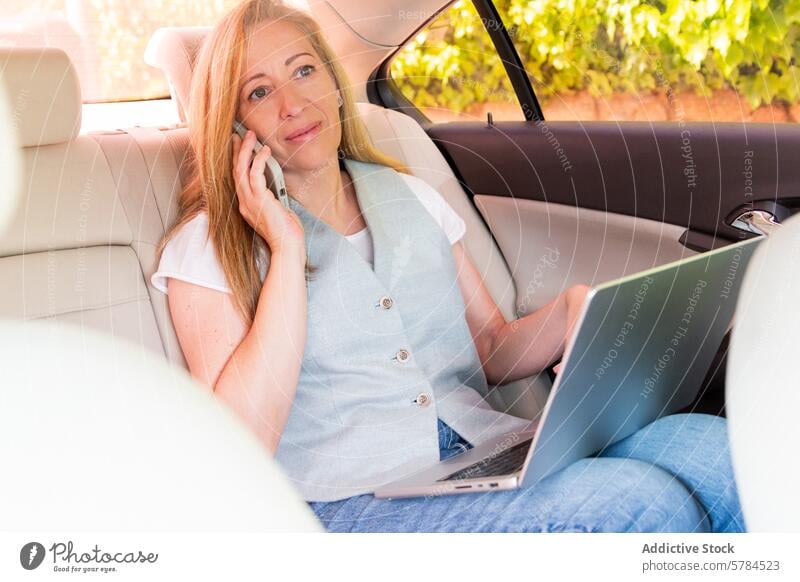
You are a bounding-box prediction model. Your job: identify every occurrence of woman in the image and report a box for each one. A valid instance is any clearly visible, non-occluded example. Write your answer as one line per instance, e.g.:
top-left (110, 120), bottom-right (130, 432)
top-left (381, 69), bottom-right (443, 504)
top-left (152, 0), bottom-right (744, 533)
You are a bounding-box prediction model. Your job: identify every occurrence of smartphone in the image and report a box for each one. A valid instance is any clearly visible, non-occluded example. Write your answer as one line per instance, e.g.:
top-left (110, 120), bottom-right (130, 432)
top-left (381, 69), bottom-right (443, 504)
top-left (232, 119), bottom-right (289, 209)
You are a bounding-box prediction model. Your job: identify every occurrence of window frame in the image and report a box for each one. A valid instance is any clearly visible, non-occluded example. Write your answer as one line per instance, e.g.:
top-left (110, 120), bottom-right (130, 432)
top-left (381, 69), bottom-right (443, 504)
top-left (367, 0), bottom-right (544, 124)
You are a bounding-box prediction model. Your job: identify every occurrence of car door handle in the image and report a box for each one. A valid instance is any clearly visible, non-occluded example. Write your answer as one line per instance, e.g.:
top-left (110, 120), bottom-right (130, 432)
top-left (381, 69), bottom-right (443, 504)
top-left (729, 209), bottom-right (782, 236)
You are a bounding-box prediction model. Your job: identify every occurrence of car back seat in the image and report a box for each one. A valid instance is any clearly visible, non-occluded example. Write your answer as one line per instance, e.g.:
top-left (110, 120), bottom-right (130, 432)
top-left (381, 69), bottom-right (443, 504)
top-left (0, 47), bottom-right (183, 365)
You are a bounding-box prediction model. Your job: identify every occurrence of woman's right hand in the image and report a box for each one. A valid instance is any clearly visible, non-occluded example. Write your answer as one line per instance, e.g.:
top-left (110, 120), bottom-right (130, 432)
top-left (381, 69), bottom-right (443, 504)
top-left (232, 130), bottom-right (306, 256)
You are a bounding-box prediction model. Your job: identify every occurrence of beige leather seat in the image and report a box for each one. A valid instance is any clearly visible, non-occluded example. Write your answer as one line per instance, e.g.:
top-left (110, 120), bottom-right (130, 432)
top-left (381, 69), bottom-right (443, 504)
top-left (727, 215), bottom-right (800, 531)
top-left (0, 47), bottom-right (170, 360)
top-left (0, 46), bottom-right (321, 531)
top-left (145, 27), bottom-right (552, 419)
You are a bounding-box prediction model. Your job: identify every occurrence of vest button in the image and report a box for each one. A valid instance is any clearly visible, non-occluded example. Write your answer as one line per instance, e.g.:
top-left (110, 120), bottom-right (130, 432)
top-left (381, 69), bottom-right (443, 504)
top-left (415, 393), bottom-right (431, 407)
top-left (395, 348), bottom-right (410, 362)
top-left (379, 295), bottom-right (394, 309)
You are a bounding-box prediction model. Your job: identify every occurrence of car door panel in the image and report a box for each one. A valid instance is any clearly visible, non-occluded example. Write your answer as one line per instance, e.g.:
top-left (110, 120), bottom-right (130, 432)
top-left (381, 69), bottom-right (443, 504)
top-left (428, 120), bottom-right (800, 298)
top-left (473, 196), bottom-right (693, 314)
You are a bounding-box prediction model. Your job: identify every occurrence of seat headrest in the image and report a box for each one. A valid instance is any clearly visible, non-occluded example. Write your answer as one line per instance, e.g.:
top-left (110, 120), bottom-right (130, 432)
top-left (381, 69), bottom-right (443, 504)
top-left (727, 214), bottom-right (800, 530)
top-left (144, 27), bottom-right (210, 122)
top-left (0, 47), bottom-right (81, 147)
top-left (0, 319), bottom-right (323, 531)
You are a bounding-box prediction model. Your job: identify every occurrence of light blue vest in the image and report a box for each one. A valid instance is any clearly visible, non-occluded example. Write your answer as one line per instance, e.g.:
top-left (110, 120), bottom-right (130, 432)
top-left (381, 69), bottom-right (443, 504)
top-left (275, 157), bottom-right (532, 501)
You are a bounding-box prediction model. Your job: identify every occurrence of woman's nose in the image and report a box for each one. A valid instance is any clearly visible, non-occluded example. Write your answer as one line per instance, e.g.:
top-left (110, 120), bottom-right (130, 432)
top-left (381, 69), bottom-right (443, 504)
top-left (277, 83), bottom-right (307, 119)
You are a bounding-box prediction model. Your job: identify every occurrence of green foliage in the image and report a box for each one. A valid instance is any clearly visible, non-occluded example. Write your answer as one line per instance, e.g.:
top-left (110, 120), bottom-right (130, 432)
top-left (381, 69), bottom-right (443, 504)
top-left (391, 0), bottom-right (800, 112)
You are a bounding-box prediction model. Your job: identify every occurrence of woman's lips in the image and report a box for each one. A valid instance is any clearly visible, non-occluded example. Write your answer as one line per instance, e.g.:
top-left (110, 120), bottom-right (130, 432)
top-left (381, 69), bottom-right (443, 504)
top-left (286, 121), bottom-right (321, 143)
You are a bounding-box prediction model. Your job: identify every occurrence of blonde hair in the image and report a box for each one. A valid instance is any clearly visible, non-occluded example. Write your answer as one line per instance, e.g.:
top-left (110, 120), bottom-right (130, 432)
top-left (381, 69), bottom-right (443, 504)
top-left (158, 0), bottom-right (409, 324)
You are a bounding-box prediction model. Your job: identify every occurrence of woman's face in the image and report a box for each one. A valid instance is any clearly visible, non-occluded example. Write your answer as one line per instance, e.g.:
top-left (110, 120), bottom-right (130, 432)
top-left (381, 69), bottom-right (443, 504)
top-left (236, 19), bottom-right (341, 172)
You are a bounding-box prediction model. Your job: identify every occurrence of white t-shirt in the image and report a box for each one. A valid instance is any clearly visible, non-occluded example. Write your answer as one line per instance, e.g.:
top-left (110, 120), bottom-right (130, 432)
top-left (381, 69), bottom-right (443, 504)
top-left (151, 173), bottom-right (466, 294)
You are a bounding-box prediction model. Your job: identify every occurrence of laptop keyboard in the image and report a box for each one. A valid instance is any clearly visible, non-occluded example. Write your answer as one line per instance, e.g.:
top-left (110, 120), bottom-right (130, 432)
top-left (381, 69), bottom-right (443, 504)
top-left (436, 439), bottom-right (532, 482)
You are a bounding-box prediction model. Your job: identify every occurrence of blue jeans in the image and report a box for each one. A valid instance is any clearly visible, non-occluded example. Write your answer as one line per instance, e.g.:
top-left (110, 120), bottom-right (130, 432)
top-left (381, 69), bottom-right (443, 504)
top-left (307, 413), bottom-right (745, 532)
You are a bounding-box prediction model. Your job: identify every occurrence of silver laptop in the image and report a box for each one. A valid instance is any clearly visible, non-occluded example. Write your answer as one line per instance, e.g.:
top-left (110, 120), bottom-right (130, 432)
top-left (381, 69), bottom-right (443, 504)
top-left (374, 235), bottom-right (763, 499)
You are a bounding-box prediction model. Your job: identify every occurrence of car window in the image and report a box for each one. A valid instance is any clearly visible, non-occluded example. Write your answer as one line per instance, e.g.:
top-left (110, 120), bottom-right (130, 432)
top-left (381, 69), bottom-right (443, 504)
top-left (496, 0), bottom-right (800, 122)
top-left (0, 0), bottom-right (242, 103)
top-left (390, 0), bottom-right (524, 122)
top-left (393, 0), bottom-right (800, 124)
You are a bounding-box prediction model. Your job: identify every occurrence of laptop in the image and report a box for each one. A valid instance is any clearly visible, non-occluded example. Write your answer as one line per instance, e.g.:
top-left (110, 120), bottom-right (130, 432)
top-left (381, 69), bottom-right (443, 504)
top-left (374, 234), bottom-right (763, 499)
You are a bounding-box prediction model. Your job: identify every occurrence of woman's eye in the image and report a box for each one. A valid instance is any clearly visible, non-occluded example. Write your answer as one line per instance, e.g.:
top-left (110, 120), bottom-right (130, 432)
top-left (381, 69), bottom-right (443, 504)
top-left (295, 64), bottom-right (315, 78)
top-left (248, 86), bottom-right (270, 101)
